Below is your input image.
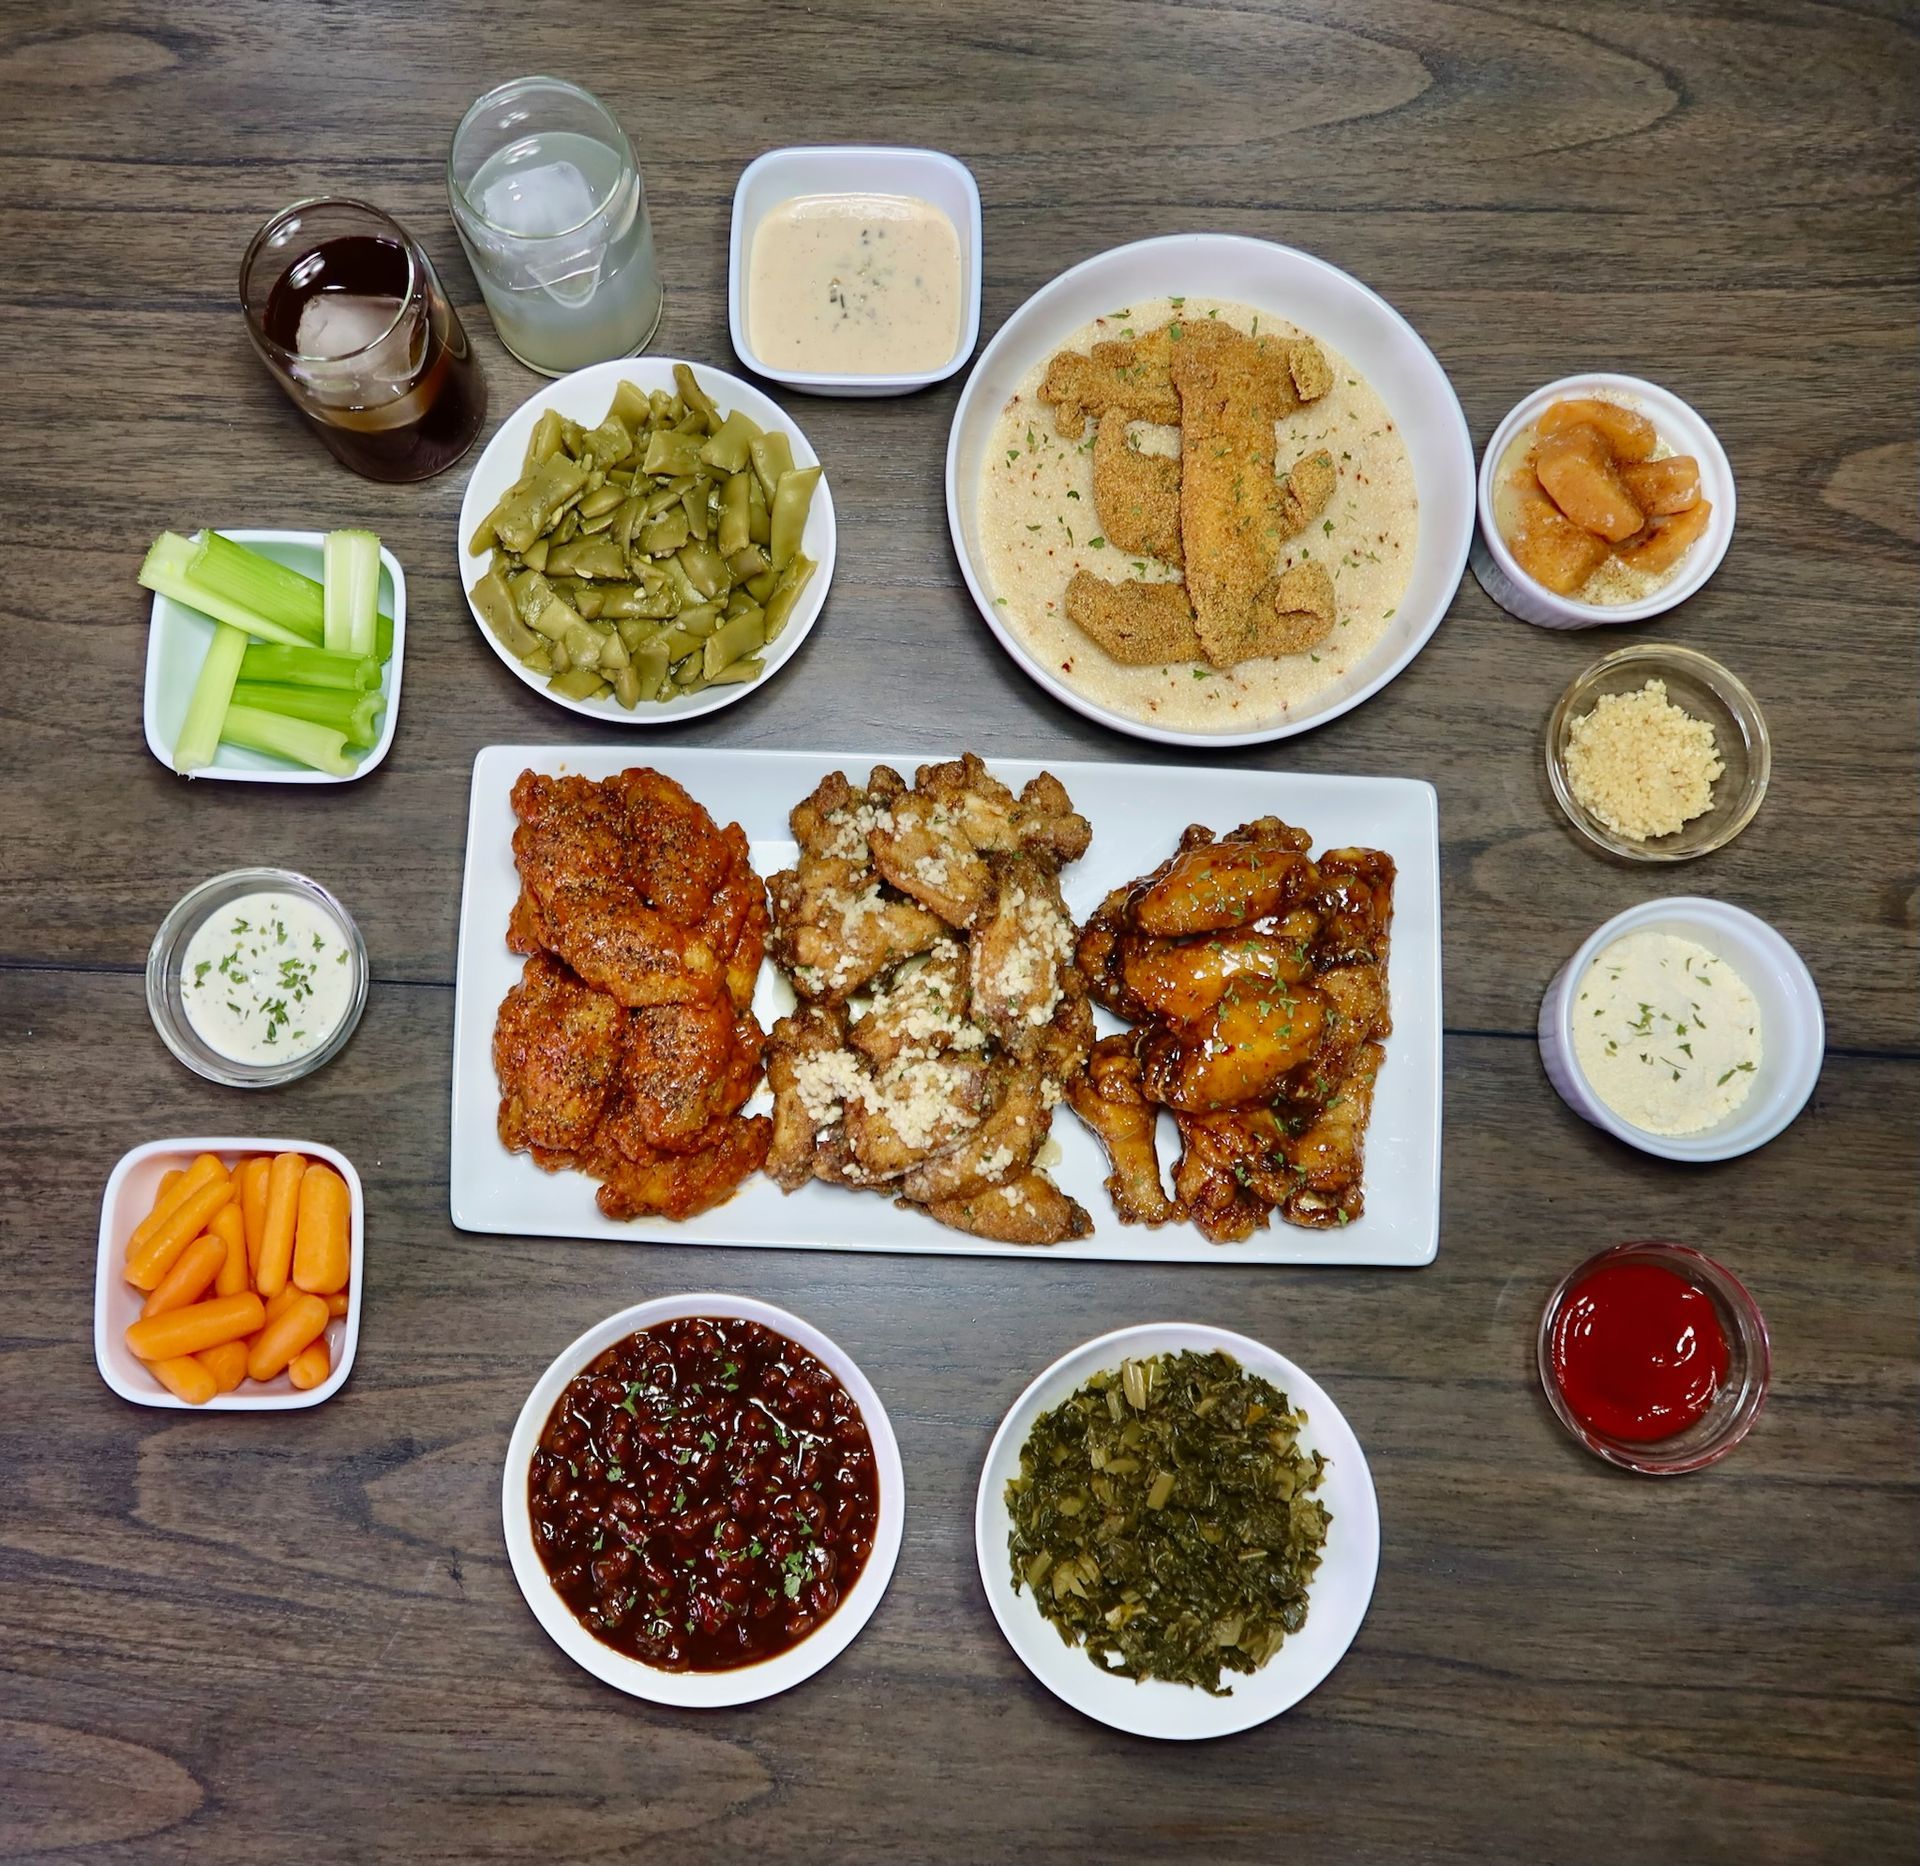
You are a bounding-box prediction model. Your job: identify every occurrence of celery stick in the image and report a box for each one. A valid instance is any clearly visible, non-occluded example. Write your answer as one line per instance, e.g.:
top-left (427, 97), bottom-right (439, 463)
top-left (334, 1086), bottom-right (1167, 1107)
top-left (375, 606), bottom-right (394, 664)
top-left (139, 533), bottom-right (315, 649)
top-left (173, 623), bottom-right (249, 774)
top-left (193, 533), bottom-right (325, 641)
top-left (324, 530), bottom-right (381, 656)
top-left (230, 680), bottom-right (383, 747)
top-left (239, 642), bottom-right (378, 691)
top-left (219, 703), bottom-right (360, 777)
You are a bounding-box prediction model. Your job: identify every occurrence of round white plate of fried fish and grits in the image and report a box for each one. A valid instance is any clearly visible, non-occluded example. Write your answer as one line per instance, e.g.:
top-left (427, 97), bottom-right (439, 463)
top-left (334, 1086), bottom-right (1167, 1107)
top-left (946, 235), bottom-right (1472, 747)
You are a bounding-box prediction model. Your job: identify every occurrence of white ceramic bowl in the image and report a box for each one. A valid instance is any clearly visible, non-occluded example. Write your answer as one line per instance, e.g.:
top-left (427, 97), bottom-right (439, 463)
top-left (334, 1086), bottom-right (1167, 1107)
top-left (456, 358), bottom-right (836, 724)
top-left (975, 1323), bottom-right (1379, 1741)
top-left (94, 1138), bottom-right (364, 1410)
top-left (729, 146), bottom-right (982, 396)
top-left (1539, 898), bottom-right (1823, 1161)
top-left (945, 233), bottom-right (1474, 748)
top-left (502, 1294), bottom-right (905, 1708)
top-left (144, 530), bottom-right (405, 783)
top-left (1470, 372), bottom-right (1735, 629)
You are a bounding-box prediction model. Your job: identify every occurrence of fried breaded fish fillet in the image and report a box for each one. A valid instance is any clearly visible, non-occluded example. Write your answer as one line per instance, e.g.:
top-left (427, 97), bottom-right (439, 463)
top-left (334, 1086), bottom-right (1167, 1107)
top-left (1091, 409), bottom-right (1183, 564)
top-left (1064, 571), bottom-right (1204, 666)
top-left (1038, 318), bottom-right (1331, 441)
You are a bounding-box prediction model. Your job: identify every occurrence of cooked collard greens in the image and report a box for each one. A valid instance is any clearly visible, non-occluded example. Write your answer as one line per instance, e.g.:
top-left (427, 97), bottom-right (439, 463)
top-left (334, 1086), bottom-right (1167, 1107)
top-left (1005, 1349), bottom-right (1330, 1694)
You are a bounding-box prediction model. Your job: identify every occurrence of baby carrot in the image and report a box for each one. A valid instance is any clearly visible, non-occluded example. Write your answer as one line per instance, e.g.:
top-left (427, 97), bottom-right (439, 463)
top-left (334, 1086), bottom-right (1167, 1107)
top-left (261, 1282), bottom-right (306, 1326)
top-left (126, 1176), bottom-right (237, 1290)
top-left (196, 1339), bottom-right (250, 1393)
top-left (155, 1167), bottom-right (184, 1206)
top-left (292, 1164), bottom-right (351, 1295)
top-left (211, 1202), bottom-right (250, 1297)
top-left (255, 1152), bottom-right (306, 1299)
top-left (247, 1293), bottom-right (328, 1382)
top-left (151, 1356), bottom-right (218, 1406)
top-left (237, 1155), bottom-right (272, 1280)
top-left (126, 1152), bottom-right (226, 1258)
top-left (126, 1291), bottom-right (264, 1362)
top-left (325, 1290), bottom-right (351, 1318)
top-left (287, 1337), bottom-right (331, 1391)
top-left (140, 1233), bottom-right (227, 1320)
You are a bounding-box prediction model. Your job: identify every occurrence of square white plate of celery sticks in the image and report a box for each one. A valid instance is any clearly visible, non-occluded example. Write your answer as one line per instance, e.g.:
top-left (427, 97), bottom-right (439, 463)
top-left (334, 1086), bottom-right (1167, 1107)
top-left (142, 528), bottom-right (405, 783)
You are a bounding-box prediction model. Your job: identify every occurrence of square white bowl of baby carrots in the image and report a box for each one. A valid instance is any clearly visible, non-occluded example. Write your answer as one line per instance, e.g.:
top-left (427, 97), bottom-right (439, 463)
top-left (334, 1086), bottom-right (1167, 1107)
top-left (94, 1138), bottom-right (363, 1411)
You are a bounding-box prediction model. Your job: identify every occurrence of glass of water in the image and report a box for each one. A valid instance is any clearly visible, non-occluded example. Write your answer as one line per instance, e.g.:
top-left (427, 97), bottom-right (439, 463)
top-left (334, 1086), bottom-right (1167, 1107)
top-left (447, 76), bottom-right (663, 377)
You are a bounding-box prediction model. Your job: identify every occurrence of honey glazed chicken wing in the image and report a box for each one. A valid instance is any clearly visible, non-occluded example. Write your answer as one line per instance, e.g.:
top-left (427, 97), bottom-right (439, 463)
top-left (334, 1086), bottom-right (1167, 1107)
top-left (1068, 1035), bottom-right (1179, 1226)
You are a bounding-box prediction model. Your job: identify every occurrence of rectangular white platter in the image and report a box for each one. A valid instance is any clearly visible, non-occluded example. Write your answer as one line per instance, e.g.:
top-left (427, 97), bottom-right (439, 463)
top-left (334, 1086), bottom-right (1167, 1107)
top-left (451, 747), bottom-right (1441, 1266)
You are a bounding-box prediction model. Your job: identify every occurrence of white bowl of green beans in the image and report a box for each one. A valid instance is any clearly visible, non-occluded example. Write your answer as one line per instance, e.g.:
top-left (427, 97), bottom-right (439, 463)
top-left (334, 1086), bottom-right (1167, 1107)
top-left (457, 357), bottom-right (835, 723)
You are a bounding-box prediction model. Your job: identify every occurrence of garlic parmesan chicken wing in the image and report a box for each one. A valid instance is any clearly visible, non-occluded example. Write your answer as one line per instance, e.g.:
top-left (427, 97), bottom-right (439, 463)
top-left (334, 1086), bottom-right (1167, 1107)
top-left (493, 767), bottom-right (770, 1221)
top-left (765, 756), bottom-right (1093, 1244)
top-left (1068, 816), bottom-right (1394, 1241)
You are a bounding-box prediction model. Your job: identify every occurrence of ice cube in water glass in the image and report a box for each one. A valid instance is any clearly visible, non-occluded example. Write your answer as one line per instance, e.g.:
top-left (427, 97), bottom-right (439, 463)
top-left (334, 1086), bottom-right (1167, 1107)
top-left (292, 293), bottom-right (418, 408)
top-left (296, 293), bottom-right (403, 360)
top-left (479, 155), bottom-right (608, 308)
top-left (480, 158), bottom-right (597, 237)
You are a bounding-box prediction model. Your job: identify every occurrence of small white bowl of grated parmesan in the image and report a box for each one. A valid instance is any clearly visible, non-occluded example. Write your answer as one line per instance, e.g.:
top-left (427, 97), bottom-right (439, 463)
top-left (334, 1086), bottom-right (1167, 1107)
top-left (1540, 898), bottom-right (1824, 1162)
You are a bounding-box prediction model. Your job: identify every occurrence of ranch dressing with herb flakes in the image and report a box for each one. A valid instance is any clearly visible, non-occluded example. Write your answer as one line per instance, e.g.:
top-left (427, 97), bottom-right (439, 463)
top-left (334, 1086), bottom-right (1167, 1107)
top-left (180, 891), bottom-right (355, 1067)
top-left (1572, 930), bottom-right (1762, 1135)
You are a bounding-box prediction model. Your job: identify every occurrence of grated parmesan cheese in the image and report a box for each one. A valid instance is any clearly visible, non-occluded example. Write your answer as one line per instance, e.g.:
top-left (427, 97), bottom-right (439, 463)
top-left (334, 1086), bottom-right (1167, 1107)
top-left (1563, 678), bottom-right (1722, 842)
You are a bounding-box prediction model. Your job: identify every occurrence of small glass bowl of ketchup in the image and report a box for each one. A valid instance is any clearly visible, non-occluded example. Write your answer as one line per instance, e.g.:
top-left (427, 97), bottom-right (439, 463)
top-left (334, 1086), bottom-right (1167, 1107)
top-left (1538, 1242), bottom-right (1771, 1475)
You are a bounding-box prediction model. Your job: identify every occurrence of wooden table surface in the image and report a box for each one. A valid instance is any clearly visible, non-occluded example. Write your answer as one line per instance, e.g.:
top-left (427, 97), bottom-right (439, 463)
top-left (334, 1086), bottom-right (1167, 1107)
top-left (3, 3), bottom-right (1915, 1861)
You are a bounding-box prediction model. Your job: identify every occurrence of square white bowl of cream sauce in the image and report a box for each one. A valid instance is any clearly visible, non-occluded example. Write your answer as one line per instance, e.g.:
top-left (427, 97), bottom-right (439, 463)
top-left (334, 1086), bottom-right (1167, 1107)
top-left (729, 146), bottom-right (982, 396)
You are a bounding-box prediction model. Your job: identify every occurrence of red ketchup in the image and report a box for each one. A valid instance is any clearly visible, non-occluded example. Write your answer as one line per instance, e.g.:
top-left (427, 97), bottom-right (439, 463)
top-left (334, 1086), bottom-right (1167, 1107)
top-left (1550, 1259), bottom-right (1730, 1442)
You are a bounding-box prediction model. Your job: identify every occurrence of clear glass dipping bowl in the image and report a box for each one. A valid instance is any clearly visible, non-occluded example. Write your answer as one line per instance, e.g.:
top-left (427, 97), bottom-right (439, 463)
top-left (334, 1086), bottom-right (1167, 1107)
top-left (1537, 1242), bottom-right (1772, 1475)
top-left (1546, 643), bottom-right (1770, 861)
top-left (146, 868), bottom-right (368, 1088)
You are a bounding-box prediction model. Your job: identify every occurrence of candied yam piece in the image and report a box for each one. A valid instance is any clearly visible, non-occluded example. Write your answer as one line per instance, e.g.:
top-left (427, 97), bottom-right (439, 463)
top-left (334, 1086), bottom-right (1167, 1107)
top-left (1621, 455), bottom-right (1701, 516)
top-left (1534, 425), bottom-right (1645, 542)
top-left (1615, 499), bottom-right (1714, 577)
top-left (1502, 471), bottom-right (1610, 595)
top-left (1536, 397), bottom-right (1658, 463)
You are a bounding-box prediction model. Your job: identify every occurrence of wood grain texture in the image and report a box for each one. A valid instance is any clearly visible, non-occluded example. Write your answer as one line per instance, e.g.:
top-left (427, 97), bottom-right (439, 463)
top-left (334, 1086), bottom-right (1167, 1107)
top-left (0, 0), bottom-right (1914, 1861)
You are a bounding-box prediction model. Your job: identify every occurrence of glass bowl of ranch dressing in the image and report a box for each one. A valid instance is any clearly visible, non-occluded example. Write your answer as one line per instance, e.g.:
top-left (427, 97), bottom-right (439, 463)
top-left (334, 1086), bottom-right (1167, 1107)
top-left (146, 869), bottom-right (368, 1088)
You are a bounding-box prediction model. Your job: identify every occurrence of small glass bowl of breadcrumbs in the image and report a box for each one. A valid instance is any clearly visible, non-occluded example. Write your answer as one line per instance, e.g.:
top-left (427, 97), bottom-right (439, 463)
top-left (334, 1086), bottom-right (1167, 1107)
top-left (1547, 644), bottom-right (1770, 861)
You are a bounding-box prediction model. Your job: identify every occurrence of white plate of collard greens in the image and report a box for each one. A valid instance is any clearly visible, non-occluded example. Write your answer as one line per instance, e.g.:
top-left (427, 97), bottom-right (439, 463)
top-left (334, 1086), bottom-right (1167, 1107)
top-left (449, 745), bottom-right (1439, 1266)
top-left (975, 1323), bottom-right (1380, 1739)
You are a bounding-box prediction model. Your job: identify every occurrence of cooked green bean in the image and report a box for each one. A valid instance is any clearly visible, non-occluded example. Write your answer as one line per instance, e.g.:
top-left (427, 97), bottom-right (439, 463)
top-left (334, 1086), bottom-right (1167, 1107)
top-left (681, 482), bottom-right (710, 541)
top-left (643, 429), bottom-right (704, 477)
top-left (707, 656), bottom-right (764, 686)
top-left (581, 413), bottom-right (632, 466)
top-left (549, 666), bottom-right (608, 701)
top-left (491, 453), bottom-right (588, 554)
top-left (673, 364), bottom-right (718, 426)
top-left (703, 608), bottom-right (765, 677)
top-left (672, 601), bottom-right (723, 639)
top-left (473, 567), bottom-right (542, 657)
top-left (630, 640), bottom-right (671, 701)
top-left (677, 539), bottom-right (729, 600)
top-left (749, 430), bottom-right (794, 502)
top-left (601, 578), bottom-right (679, 619)
top-left (717, 473), bottom-right (752, 557)
top-left (770, 465), bottom-right (822, 571)
top-left (727, 543), bottom-right (770, 582)
top-left (524, 409), bottom-right (566, 473)
top-left (747, 471), bottom-right (771, 546)
top-left (609, 381), bottom-right (652, 430)
top-left (744, 567), bottom-right (777, 604)
top-left (522, 536), bottom-right (550, 574)
top-left (699, 409), bottom-right (760, 474)
top-left (612, 663), bottom-right (643, 709)
top-left (578, 483), bottom-right (625, 520)
top-left (762, 553), bottom-right (816, 642)
top-left (569, 583), bottom-right (605, 620)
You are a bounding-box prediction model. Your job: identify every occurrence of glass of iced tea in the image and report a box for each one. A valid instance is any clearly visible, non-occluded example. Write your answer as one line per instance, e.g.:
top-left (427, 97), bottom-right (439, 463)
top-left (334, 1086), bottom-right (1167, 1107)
top-left (240, 198), bottom-right (487, 482)
top-left (447, 76), bottom-right (664, 377)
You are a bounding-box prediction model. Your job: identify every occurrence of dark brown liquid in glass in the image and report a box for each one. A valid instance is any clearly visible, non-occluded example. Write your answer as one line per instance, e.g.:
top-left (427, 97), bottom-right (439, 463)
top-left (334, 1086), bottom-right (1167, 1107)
top-left (262, 234), bottom-right (485, 481)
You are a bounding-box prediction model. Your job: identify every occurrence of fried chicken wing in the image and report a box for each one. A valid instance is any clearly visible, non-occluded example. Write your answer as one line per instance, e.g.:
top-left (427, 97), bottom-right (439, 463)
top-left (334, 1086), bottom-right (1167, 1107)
top-left (494, 954), bottom-right (627, 1158)
top-left (1092, 409), bottom-right (1183, 565)
top-left (1067, 814), bottom-right (1393, 1241)
top-left (1127, 834), bottom-right (1311, 936)
top-left (510, 771), bottom-right (726, 1007)
top-left (1068, 1036), bottom-right (1178, 1226)
top-left (921, 1171), bottom-right (1092, 1245)
top-left (495, 767), bottom-right (769, 1221)
top-left (768, 756), bottom-right (1091, 1240)
top-left (967, 854), bottom-right (1077, 1059)
top-left (588, 1116), bottom-right (772, 1223)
